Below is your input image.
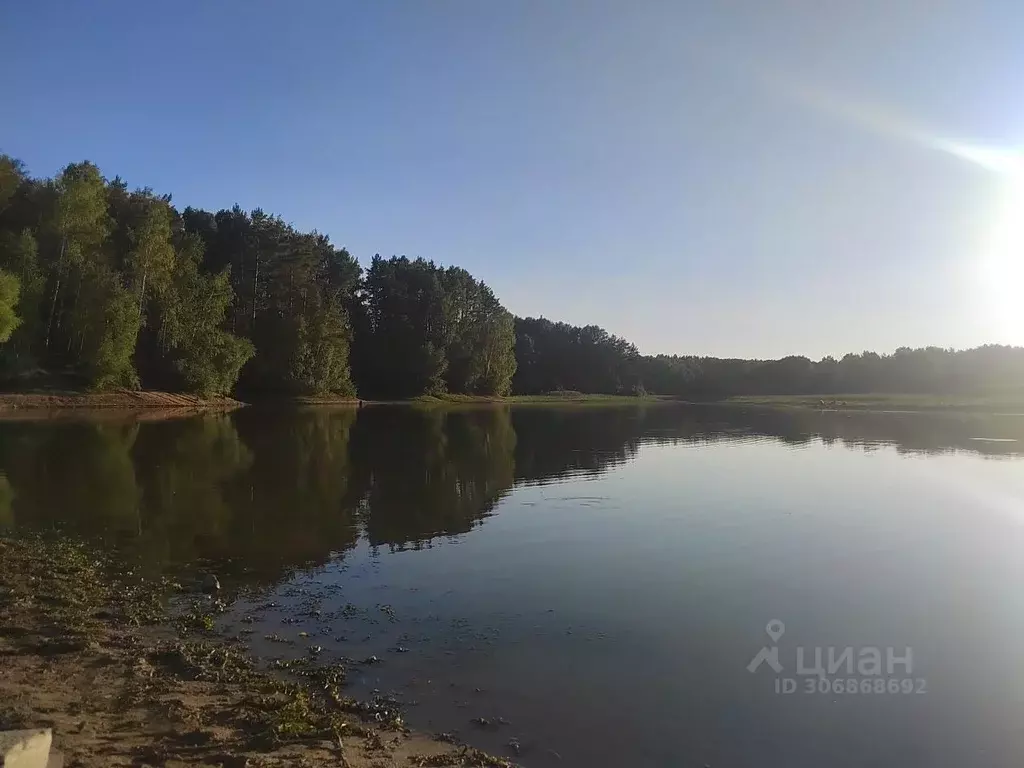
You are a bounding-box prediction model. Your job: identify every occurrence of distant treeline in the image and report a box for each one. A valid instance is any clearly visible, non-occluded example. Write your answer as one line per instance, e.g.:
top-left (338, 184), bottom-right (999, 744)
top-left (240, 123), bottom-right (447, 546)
top-left (514, 322), bottom-right (1024, 398)
top-left (1, 155), bottom-right (1021, 399)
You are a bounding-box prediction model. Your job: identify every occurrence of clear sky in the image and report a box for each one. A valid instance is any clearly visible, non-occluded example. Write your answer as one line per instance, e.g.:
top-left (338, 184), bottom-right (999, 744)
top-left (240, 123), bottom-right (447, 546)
top-left (2, 1), bottom-right (1023, 360)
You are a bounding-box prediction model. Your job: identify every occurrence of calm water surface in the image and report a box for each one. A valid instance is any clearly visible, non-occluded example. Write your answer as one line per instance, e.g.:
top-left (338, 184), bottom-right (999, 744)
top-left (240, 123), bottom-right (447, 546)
top-left (3, 404), bottom-right (1024, 767)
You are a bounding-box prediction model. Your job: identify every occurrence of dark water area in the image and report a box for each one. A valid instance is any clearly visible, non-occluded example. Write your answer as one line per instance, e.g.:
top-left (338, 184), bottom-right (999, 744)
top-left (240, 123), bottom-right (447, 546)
top-left (3, 404), bottom-right (1024, 766)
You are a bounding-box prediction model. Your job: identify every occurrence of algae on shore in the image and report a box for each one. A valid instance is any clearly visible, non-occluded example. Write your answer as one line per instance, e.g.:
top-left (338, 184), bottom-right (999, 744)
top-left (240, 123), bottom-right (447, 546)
top-left (0, 534), bottom-right (515, 767)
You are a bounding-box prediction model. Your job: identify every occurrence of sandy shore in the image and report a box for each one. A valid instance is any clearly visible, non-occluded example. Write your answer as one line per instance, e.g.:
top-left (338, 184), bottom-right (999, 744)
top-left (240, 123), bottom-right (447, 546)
top-left (0, 535), bottom-right (513, 767)
top-left (0, 390), bottom-right (244, 411)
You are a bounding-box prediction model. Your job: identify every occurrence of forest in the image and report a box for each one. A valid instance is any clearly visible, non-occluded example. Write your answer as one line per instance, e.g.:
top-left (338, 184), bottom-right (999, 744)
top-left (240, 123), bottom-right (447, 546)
top-left (2, 154), bottom-right (1023, 400)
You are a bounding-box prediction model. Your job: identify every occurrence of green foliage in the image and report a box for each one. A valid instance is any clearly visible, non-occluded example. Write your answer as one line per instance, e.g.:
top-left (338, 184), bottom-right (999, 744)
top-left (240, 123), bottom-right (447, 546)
top-left (0, 156), bottom-right (26, 215)
top-left (0, 155), bottom-right (520, 399)
top-left (288, 300), bottom-right (356, 396)
top-left (358, 256), bottom-right (516, 398)
top-left (360, 255), bottom-right (448, 397)
top-left (51, 162), bottom-right (110, 267)
top-left (44, 162), bottom-right (112, 360)
top-left (439, 267), bottom-right (516, 395)
top-left (75, 265), bottom-right (141, 389)
top-left (0, 231), bottom-right (43, 372)
top-left (159, 236), bottom-right (253, 396)
top-left (174, 328), bottom-right (255, 398)
top-left (126, 194), bottom-right (176, 301)
top-left (471, 309), bottom-right (517, 395)
top-left (514, 317), bottom-right (639, 394)
top-left (0, 270), bottom-right (22, 343)
top-left (182, 212), bottom-right (358, 395)
top-left (3, 152), bottom-right (1020, 402)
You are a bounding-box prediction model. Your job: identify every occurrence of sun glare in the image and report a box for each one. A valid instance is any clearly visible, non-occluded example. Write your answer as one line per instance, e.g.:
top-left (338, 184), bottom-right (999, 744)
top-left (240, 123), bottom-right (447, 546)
top-left (977, 151), bottom-right (1024, 344)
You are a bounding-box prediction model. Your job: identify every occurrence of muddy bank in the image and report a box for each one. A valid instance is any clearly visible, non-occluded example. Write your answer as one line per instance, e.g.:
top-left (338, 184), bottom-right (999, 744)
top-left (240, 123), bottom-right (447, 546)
top-left (0, 535), bottom-right (514, 767)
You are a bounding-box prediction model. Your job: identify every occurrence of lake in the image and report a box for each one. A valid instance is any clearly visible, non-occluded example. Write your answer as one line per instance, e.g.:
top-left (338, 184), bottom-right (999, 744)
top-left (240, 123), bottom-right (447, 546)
top-left (3, 403), bottom-right (1024, 767)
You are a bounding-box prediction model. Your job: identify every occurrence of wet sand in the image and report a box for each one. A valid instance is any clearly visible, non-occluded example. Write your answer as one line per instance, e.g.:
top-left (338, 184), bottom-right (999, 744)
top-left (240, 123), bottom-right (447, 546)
top-left (0, 535), bottom-right (513, 767)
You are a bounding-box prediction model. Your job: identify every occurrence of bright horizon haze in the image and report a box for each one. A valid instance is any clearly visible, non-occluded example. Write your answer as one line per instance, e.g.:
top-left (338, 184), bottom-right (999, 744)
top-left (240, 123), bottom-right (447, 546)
top-left (2, 1), bottom-right (1023, 360)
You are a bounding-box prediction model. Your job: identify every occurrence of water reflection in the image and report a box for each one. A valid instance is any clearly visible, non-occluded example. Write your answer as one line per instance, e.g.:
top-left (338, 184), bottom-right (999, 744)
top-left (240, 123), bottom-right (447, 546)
top-left (512, 407), bottom-right (645, 483)
top-left (647, 405), bottom-right (1024, 457)
top-left (4, 403), bottom-right (1024, 767)
top-left (229, 409), bottom-right (360, 580)
top-left (0, 421), bottom-right (142, 538)
top-left (350, 407), bottom-right (516, 549)
top-left (1, 404), bottom-right (1023, 578)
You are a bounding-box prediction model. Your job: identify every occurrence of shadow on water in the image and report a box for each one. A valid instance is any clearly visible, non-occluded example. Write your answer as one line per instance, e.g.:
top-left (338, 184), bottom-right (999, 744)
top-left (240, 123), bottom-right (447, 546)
top-left (1, 403), bottom-right (1023, 579)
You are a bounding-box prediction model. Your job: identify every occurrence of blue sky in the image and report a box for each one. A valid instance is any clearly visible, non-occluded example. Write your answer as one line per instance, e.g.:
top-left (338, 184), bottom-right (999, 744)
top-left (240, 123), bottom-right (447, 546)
top-left (2, 1), bottom-right (1023, 359)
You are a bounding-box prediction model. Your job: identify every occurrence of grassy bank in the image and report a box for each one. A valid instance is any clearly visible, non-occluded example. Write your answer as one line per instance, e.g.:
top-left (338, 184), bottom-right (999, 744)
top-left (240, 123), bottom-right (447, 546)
top-left (725, 393), bottom-right (1024, 413)
top-left (0, 533), bottom-right (513, 767)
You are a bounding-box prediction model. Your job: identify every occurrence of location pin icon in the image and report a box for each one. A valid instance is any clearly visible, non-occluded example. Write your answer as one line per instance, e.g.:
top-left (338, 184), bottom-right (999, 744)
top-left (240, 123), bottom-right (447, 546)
top-left (766, 619), bottom-right (785, 643)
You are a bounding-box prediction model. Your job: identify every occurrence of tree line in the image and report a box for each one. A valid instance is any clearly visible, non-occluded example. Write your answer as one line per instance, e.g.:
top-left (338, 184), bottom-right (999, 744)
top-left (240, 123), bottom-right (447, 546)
top-left (2, 154), bottom-right (1022, 399)
top-left (514, 319), bottom-right (1024, 398)
top-left (0, 156), bottom-right (516, 397)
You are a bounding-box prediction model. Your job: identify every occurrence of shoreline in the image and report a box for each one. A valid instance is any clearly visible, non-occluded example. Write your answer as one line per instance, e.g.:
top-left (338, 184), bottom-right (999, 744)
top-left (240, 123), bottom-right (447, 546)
top-left (0, 390), bottom-right (244, 412)
top-left (3, 390), bottom-right (1022, 415)
top-left (0, 534), bottom-right (514, 767)
top-left (724, 393), bottom-right (1024, 414)
top-left (0, 390), bottom-right (670, 414)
